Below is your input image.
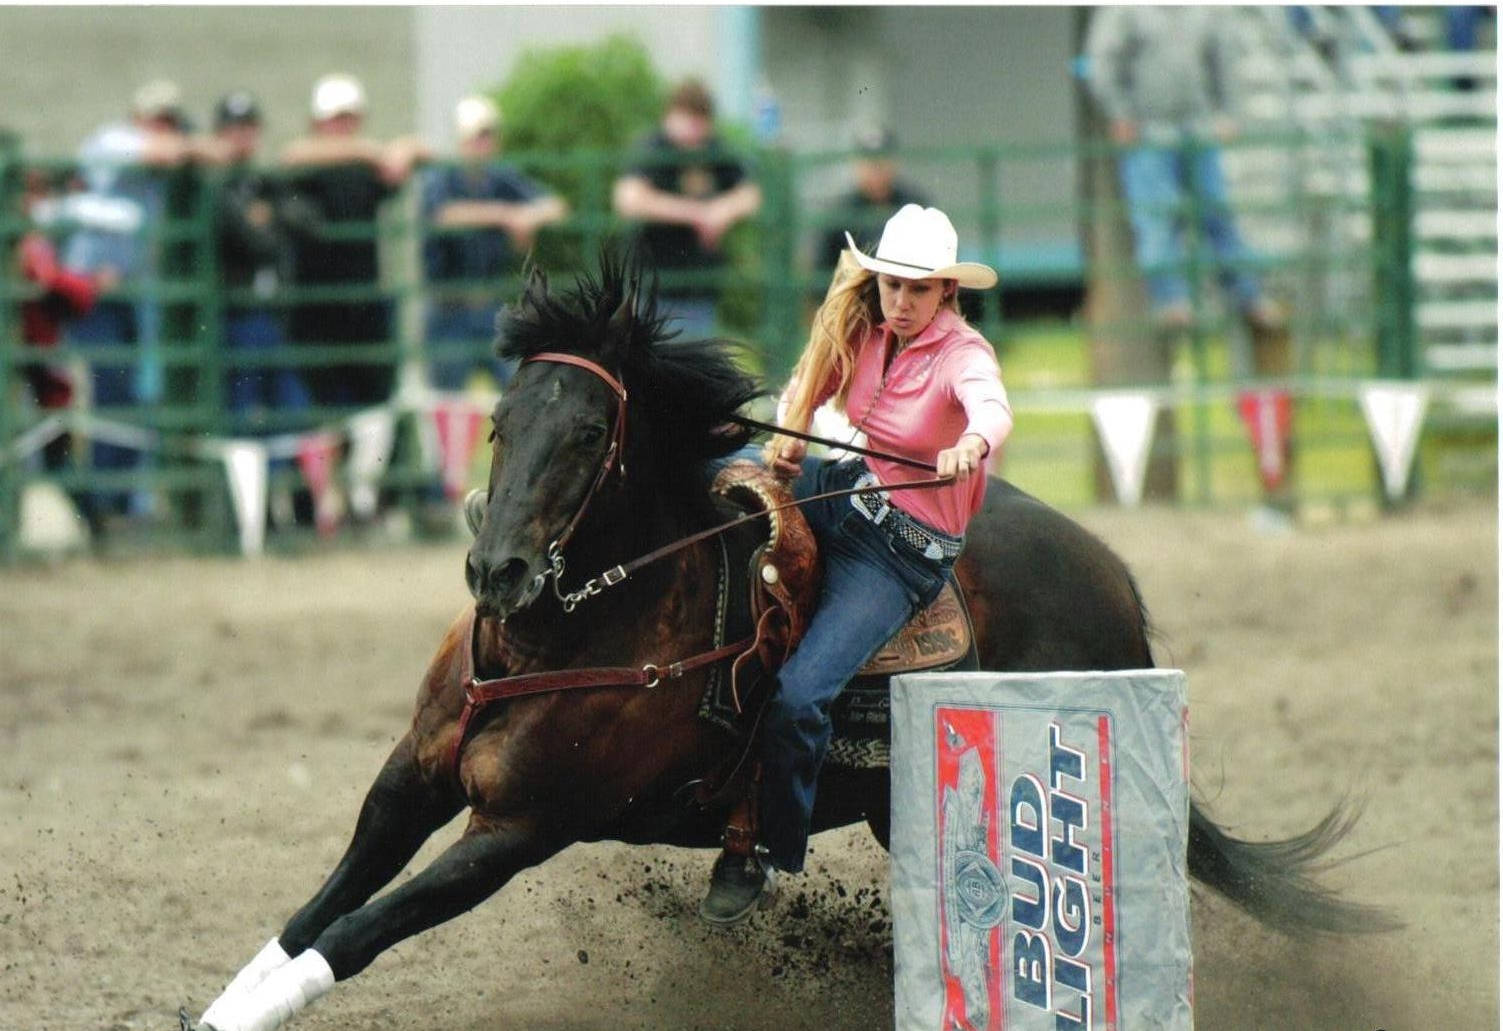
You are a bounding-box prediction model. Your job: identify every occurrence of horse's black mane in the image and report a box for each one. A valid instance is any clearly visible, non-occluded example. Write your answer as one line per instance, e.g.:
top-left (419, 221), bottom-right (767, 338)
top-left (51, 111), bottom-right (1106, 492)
top-left (496, 251), bottom-right (765, 481)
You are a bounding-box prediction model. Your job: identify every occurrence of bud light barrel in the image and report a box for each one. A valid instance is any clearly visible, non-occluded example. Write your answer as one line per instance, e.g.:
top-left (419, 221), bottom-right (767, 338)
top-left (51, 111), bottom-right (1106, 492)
top-left (890, 671), bottom-right (1191, 1031)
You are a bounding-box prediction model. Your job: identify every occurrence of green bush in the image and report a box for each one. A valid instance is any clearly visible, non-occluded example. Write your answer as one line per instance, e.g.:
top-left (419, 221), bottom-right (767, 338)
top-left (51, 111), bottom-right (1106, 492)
top-left (495, 35), bottom-right (662, 225)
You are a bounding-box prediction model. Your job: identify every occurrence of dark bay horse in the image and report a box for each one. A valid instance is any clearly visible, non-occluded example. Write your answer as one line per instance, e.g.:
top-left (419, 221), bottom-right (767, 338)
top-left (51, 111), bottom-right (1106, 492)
top-left (191, 255), bottom-right (1392, 1030)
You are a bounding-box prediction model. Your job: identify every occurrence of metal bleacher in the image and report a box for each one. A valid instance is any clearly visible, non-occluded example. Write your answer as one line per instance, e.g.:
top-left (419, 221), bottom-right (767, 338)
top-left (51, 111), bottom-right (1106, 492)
top-left (1235, 7), bottom-right (1496, 419)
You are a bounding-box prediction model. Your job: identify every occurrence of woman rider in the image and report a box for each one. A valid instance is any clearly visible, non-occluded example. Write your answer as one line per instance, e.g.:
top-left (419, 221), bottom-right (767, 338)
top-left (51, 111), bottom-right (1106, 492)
top-left (701, 204), bottom-right (1012, 923)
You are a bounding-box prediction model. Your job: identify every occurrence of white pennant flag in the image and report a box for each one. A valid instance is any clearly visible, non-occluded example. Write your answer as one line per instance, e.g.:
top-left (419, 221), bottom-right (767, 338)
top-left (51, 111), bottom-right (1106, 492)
top-left (346, 408), bottom-right (396, 520)
top-left (1359, 382), bottom-right (1430, 501)
top-left (1091, 392), bottom-right (1160, 507)
top-left (222, 440), bottom-right (269, 557)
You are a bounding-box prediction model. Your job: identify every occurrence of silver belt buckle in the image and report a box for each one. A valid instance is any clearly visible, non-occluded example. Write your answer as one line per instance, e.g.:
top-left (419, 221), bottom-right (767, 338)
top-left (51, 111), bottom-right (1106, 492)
top-left (851, 472), bottom-right (890, 524)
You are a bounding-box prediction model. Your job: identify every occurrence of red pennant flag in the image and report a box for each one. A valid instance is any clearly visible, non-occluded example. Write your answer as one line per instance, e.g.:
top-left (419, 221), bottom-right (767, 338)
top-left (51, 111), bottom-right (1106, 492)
top-left (1236, 389), bottom-right (1293, 493)
top-left (296, 431), bottom-right (341, 538)
top-left (433, 402), bottom-right (487, 501)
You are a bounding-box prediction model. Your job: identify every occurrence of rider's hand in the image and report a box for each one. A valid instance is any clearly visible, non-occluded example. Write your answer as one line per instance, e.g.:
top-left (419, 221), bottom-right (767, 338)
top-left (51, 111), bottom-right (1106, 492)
top-left (935, 433), bottom-right (988, 482)
top-left (764, 436), bottom-right (806, 480)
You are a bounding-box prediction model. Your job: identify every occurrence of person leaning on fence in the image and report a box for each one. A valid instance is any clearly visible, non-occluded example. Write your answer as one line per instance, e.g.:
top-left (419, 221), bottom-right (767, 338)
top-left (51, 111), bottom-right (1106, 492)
top-left (699, 204), bottom-right (1012, 925)
top-left (611, 78), bottom-right (761, 339)
top-left (816, 127), bottom-right (931, 278)
top-left (14, 167), bottom-right (111, 529)
top-left (213, 90), bottom-right (316, 435)
top-left (63, 79), bottom-right (231, 528)
top-left (1083, 7), bottom-right (1283, 334)
top-left (281, 72), bottom-right (430, 410)
top-left (422, 94), bottom-right (567, 393)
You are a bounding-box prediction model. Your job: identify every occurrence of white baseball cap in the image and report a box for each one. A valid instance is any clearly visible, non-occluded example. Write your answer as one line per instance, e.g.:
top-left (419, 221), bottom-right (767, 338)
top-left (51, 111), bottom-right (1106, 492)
top-left (131, 79), bottom-right (184, 122)
top-left (454, 95), bottom-right (500, 141)
top-left (311, 73), bottom-right (367, 120)
top-left (845, 204), bottom-right (998, 289)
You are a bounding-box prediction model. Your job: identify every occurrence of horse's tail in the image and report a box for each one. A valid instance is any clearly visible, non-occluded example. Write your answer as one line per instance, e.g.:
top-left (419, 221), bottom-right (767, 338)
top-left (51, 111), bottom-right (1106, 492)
top-left (1125, 574), bottom-right (1397, 937)
top-left (1187, 798), bottom-right (1402, 937)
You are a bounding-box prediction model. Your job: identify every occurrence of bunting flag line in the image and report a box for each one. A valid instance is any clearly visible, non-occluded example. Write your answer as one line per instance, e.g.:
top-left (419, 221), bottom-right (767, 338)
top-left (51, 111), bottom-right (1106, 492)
top-left (1359, 382), bottom-right (1430, 501)
top-left (1236, 389), bottom-right (1293, 493)
top-left (345, 409), bottom-right (395, 522)
top-left (222, 440), bottom-right (268, 557)
top-left (1091, 392), bottom-right (1160, 507)
top-left (296, 432), bottom-right (342, 538)
top-left (432, 401), bottom-right (488, 501)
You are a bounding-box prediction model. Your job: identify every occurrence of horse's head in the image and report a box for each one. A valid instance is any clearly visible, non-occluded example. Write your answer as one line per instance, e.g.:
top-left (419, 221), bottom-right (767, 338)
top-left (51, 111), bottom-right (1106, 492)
top-left (467, 253), bottom-right (763, 619)
top-left (465, 264), bottom-right (638, 618)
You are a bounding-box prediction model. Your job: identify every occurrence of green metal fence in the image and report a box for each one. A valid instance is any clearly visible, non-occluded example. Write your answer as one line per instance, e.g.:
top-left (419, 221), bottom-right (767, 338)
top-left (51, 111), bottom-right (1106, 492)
top-left (0, 126), bottom-right (1490, 560)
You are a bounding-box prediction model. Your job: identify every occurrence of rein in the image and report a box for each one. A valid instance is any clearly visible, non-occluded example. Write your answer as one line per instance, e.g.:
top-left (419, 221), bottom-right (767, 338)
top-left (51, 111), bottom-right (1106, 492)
top-left (514, 352), bottom-right (954, 614)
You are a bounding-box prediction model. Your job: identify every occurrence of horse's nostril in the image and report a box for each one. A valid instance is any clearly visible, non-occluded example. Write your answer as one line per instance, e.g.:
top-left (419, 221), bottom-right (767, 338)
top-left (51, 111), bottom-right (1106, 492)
top-left (486, 558), bottom-right (529, 597)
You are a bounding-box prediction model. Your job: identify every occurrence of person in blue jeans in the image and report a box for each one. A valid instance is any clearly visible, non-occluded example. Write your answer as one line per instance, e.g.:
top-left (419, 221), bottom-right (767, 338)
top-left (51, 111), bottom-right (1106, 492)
top-left (699, 206), bottom-right (1012, 924)
top-left (1085, 7), bottom-right (1283, 332)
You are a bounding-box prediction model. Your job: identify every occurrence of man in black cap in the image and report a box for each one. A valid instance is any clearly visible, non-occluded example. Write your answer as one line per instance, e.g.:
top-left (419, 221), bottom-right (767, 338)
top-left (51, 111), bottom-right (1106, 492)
top-left (816, 127), bottom-right (931, 275)
top-left (213, 91), bottom-right (315, 438)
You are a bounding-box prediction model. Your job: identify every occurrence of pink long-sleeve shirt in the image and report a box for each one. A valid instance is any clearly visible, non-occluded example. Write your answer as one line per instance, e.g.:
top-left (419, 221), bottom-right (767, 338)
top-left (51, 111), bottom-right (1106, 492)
top-left (801, 308), bottom-right (1012, 537)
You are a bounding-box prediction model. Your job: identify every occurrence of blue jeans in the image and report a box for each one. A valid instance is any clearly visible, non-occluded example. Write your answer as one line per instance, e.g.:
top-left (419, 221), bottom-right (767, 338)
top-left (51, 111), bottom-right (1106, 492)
top-left (1117, 141), bottom-right (1264, 312)
top-left (657, 295), bottom-right (718, 340)
top-left (68, 300), bottom-right (143, 520)
top-left (426, 303), bottom-right (515, 392)
top-left (225, 309), bottom-right (311, 429)
top-left (758, 457), bottom-right (954, 872)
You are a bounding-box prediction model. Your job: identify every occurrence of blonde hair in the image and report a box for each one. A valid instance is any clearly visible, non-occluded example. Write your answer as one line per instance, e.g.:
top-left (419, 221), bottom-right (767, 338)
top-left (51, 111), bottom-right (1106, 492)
top-left (777, 256), bottom-right (961, 452)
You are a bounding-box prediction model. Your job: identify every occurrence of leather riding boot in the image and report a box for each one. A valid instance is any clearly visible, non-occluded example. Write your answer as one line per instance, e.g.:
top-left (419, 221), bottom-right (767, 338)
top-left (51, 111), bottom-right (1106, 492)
top-left (699, 781), bottom-right (777, 925)
top-left (699, 849), bottom-right (776, 927)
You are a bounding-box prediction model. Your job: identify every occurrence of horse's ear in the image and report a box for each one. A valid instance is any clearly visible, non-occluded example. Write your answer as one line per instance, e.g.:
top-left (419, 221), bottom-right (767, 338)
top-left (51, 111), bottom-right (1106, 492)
top-left (608, 282), bottom-right (637, 336)
top-left (522, 261), bottom-right (549, 303)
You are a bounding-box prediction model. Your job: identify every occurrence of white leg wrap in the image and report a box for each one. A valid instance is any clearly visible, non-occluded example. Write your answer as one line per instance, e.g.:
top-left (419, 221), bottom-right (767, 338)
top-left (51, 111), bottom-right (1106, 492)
top-left (199, 950), bottom-right (334, 1031)
top-left (201, 937), bottom-right (292, 1026)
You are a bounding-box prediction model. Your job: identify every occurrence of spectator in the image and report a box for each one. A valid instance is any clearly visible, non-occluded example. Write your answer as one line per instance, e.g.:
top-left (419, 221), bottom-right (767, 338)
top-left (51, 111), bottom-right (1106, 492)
top-left (213, 90), bottom-right (314, 435)
top-left (1084, 7), bottom-right (1282, 333)
top-left (422, 94), bottom-right (566, 392)
top-left (15, 167), bottom-right (113, 528)
top-left (63, 78), bottom-right (229, 523)
top-left (282, 72), bottom-right (429, 409)
top-left (612, 78), bottom-right (761, 338)
top-left (816, 127), bottom-right (931, 275)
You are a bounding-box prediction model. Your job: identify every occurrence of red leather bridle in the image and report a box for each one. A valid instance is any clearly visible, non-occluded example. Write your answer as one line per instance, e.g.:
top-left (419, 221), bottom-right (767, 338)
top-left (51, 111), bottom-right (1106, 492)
top-left (514, 352), bottom-right (630, 613)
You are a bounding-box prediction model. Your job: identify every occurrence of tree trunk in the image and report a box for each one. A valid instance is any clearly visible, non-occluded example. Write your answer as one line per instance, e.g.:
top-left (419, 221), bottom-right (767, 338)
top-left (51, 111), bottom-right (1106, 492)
top-left (1074, 9), bottom-right (1178, 502)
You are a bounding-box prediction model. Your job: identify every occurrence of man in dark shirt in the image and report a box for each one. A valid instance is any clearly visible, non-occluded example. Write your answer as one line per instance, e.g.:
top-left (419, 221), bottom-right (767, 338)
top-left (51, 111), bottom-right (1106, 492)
top-left (281, 73), bottom-right (428, 408)
top-left (213, 91), bottom-right (314, 431)
top-left (422, 94), bottom-right (566, 392)
top-left (817, 127), bottom-right (931, 274)
top-left (612, 79), bottom-right (760, 339)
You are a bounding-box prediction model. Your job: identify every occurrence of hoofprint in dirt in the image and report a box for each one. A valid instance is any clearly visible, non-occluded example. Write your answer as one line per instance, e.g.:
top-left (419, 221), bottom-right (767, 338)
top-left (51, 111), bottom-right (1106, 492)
top-left (0, 500), bottom-right (1494, 1030)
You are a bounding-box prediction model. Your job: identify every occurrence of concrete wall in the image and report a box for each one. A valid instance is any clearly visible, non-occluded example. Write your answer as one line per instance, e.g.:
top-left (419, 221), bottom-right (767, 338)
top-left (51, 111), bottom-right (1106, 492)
top-left (414, 6), bottom-right (721, 150)
top-left (0, 7), bottom-right (415, 157)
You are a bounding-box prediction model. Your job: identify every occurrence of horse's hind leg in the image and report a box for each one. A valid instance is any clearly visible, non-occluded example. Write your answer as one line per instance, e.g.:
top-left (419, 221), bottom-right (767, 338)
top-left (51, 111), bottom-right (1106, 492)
top-left (203, 813), bottom-right (559, 1030)
top-left (200, 734), bottom-right (460, 1026)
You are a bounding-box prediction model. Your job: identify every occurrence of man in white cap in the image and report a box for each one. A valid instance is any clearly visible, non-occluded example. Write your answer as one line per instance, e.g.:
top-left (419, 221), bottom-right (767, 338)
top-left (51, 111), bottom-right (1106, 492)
top-left (63, 79), bottom-right (230, 533)
top-left (280, 73), bottom-right (431, 411)
top-left (422, 94), bottom-right (566, 390)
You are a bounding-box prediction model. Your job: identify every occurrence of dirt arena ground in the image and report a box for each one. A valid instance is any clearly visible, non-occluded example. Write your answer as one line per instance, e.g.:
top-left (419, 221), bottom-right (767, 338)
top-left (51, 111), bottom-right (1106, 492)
top-left (2, 498), bottom-right (1496, 1030)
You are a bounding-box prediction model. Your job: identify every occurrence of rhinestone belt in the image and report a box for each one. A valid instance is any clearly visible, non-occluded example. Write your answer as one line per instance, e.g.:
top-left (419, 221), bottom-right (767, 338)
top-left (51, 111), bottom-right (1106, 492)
top-left (849, 470), bottom-right (963, 562)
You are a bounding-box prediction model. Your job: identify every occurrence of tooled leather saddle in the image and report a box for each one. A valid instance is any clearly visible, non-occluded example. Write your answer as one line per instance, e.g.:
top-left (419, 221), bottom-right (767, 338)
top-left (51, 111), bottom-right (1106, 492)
top-left (700, 460), bottom-right (979, 771)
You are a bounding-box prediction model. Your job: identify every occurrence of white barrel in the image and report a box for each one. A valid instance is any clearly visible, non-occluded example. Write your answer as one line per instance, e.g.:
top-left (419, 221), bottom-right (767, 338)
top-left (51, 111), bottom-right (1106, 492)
top-left (890, 670), bottom-right (1192, 1031)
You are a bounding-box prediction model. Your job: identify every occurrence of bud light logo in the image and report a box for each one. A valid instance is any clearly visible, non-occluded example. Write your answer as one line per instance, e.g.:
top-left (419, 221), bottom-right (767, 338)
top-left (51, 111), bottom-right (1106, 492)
top-left (935, 708), bottom-right (1120, 1030)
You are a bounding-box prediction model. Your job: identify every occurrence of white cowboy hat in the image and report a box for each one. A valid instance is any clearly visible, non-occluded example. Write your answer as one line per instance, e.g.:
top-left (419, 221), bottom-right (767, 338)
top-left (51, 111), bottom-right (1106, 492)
top-left (845, 204), bottom-right (997, 289)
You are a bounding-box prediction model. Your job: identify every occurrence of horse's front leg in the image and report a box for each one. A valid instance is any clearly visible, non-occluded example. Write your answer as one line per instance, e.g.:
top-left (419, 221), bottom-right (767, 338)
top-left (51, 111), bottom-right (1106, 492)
top-left (199, 733), bottom-right (461, 1027)
top-left (199, 812), bottom-right (562, 1031)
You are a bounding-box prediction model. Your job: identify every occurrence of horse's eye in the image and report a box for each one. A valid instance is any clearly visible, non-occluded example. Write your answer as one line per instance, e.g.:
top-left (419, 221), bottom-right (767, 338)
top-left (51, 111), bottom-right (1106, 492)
top-left (576, 423), bottom-right (607, 446)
